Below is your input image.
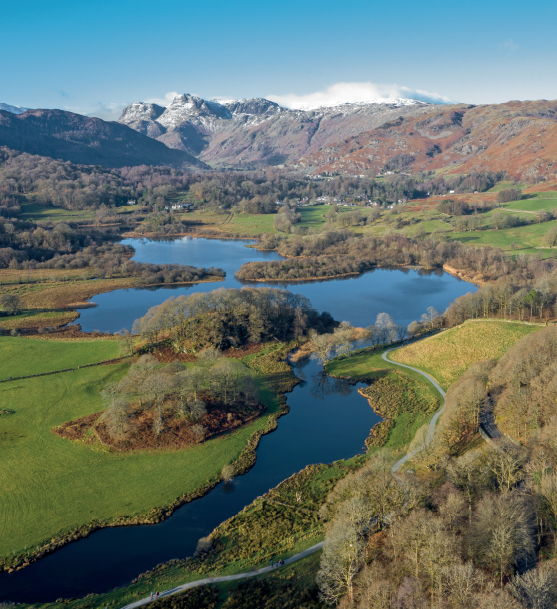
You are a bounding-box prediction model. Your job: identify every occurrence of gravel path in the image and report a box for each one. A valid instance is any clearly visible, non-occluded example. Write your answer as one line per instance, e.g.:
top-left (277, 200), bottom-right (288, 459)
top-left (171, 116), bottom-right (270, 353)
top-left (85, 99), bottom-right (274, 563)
top-left (381, 347), bottom-right (446, 473)
top-left (121, 541), bottom-right (325, 609)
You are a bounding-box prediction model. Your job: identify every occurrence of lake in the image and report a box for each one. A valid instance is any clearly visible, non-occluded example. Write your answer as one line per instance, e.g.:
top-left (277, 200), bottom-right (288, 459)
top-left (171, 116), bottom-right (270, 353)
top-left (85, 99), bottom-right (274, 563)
top-left (77, 237), bottom-right (476, 332)
top-left (0, 237), bottom-right (476, 602)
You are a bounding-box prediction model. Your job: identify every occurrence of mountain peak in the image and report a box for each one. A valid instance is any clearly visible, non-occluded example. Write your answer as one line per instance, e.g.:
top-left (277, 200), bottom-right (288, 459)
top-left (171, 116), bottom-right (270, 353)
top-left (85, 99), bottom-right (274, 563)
top-left (119, 101), bottom-right (165, 123)
top-left (157, 94), bottom-right (232, 128)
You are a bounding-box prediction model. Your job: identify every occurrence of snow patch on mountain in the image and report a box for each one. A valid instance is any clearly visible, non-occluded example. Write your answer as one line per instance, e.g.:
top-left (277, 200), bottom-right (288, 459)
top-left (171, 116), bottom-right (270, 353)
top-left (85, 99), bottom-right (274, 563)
top-left (157, 94), bottom-right (232, 130)
top-left (119, 102), bottom-right (165, 123)
top-left (0, 103), bottom-right (31, 115)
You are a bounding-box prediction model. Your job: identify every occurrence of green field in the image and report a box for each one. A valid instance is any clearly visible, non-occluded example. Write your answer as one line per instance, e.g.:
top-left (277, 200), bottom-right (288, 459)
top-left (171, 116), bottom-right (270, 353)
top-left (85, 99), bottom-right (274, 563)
top-left (229, 212), bottom-right (278, 234)
top-left (19, 203), bottom-right (138, 221)
top-left (19, 203), bottom-right (96, 220)
top-left (0, 336), bottom-right (120, 378)
top-left (501, 195), bottom-right (557, 213)
top-left (487, 181), bottom-right (525, 193)
top-left (391, 321), bottom-right (540, 389)
top-left (447, 218), bottom-right (557, 256)
top-left (0, 338), bottom-right (281, 562)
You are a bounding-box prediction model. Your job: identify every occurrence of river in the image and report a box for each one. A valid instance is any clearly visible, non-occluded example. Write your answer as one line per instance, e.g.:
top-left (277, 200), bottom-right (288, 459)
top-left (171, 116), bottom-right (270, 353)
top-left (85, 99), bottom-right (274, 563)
top-left (0, 237), bottom-right (476, 602)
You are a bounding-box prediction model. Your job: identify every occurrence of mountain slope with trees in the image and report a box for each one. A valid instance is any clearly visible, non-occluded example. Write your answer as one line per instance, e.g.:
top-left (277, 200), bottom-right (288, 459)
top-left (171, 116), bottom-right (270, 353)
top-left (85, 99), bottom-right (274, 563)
top-left (0, 109), bottom-right (207, 169)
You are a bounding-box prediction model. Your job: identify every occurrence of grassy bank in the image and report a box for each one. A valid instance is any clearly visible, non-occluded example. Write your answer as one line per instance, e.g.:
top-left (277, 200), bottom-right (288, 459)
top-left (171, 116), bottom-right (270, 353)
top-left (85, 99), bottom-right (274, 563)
top-left (325, 347), bottom-right (442, 452)
top-left (0, 339), bottom-right (290, 569)
top-left (36, 459), bottom-right (357, 609)
top-left (390, 320), bottom-right (540, 389)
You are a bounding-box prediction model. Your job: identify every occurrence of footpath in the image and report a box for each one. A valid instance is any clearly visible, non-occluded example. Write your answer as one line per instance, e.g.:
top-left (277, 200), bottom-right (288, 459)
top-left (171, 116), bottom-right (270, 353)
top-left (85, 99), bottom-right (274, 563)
top-left (382, 347), bottom-right (446, 473)
top-left (121, 541), bottom-right (324, 609)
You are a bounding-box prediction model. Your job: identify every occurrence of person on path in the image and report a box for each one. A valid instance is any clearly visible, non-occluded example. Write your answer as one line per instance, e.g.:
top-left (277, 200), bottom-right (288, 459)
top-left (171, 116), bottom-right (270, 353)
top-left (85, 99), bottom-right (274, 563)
top-left (150, 592), bottom-right (154, 600)
top-left (271, 558), bottom-right (273, 567)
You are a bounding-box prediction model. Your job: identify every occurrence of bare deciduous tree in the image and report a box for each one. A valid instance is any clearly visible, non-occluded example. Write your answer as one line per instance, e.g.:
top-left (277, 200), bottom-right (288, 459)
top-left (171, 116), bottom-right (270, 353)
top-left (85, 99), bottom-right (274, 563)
top-left (469, 493), bottom-right (535, 587)
top-left (507, 566), bottom-right (557, 609)
top-left (317, 520), bottom-right (363, 604)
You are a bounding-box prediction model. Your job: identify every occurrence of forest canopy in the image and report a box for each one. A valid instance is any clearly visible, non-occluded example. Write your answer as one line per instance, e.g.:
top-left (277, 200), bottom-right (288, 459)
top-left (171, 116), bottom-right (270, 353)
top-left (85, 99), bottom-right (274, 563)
top-left (132, 287), bottom-right (336, 351)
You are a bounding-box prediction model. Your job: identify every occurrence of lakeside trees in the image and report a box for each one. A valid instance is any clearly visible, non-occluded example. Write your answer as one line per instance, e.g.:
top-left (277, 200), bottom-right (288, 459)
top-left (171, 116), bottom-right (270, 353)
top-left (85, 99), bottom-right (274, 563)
top-left (132, 287), bottom-right (336, 351)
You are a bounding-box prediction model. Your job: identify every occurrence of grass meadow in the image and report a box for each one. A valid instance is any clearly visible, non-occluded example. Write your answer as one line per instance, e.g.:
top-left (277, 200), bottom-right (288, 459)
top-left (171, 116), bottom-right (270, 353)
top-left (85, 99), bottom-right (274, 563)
top-left (446, 218), bottom-right (557, 256)
top-left (0, 337), bottom-right (281, 561)
top-left (38, 460), bottom-right (351, 609)
top-left (390, 321), bottom-right (540, 389)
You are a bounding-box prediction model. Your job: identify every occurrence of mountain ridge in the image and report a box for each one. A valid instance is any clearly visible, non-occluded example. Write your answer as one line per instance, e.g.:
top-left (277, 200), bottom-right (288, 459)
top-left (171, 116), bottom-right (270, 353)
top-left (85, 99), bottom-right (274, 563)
top-left (0, 108), bottom-right (207, 169)
top-left (118, 94), bottom-right (557, 181)
top-left (118, 94), bottom-right (431, 166)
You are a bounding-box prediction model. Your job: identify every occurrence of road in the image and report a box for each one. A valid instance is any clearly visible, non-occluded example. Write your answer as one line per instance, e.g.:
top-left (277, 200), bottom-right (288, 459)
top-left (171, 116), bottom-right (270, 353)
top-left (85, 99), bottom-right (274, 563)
top-left (479, 398), bottom-right (503, 440)
top-left (120, 541), bottom-right (324, 609)
top-left (382, 347), bottom-right (446, 473)
top-left (383, 343), bottom-right (504, 466)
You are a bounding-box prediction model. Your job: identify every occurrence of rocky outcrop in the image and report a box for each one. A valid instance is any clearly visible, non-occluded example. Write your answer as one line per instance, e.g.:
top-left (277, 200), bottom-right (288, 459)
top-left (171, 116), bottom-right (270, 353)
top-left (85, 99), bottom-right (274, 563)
top-left (119, 94), bottom-right (430, 167)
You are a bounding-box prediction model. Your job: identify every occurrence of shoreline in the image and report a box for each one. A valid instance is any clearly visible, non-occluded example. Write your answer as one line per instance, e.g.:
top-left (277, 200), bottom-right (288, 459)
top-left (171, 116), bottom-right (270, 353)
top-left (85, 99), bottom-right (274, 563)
top-left (0, 345), bottom-right (299, 575)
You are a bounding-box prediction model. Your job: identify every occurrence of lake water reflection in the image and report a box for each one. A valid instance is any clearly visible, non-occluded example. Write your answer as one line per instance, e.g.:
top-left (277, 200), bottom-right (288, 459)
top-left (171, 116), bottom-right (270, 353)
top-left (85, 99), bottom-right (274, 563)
top-left (77, 237), bottom-right (476, 332)
top-left (0, 237), bottom-right (477, 602)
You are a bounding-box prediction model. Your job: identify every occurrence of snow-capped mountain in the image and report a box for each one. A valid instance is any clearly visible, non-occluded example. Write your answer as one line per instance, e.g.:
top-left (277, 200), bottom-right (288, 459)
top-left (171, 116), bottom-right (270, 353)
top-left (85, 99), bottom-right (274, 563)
top-left (119, 93), bottom-right (432, 166)
top-left (0, 103), bottom-right (31, 115)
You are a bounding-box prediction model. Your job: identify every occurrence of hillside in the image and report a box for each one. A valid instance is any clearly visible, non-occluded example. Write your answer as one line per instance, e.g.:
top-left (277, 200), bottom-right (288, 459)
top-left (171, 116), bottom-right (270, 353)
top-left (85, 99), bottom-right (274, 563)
top-left (296, 100), bottom-right (557, 182)
top-left (119, 94), bottom-right (557, 182)
top-left (0, 109), bottom-right (207, 169)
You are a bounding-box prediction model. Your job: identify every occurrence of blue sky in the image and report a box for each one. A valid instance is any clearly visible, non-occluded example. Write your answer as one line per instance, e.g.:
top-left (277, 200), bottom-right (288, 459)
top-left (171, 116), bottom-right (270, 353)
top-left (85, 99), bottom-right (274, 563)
top-left (2, 0), bottom-right (557, 118)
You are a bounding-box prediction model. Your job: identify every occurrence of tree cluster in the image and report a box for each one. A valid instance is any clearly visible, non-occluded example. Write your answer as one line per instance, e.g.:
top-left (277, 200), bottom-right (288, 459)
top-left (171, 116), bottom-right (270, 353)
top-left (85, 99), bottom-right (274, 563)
top-left (102, 352), bottom-right (260, 442)
top-left (132, 287), bottom-right (337, 351)
top-left (497, 189), bottom-right (523, 204)
top-left (316, 440), bottom-right (557, 609)
top-left (273, 202), bottom-right (302, 233)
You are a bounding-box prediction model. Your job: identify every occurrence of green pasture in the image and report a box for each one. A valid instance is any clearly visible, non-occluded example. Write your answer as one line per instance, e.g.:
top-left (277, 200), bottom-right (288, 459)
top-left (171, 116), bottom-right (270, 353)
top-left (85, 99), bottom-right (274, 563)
top-left (0, 336), bottom-right (120, 379)
top-left (0, 338), bottom-right (280, 561)
top-left (501, 196), bottom-right (557, 213)
top-left (487, 181), bottom-right (525, 193)
top-left (228, 212), bottom-right (278, 234)
top-left (447, 218), bottom-right (557, 256)
top-left (297, 205), bottom-right (331, 229)
top-left (19, 203), bottom-right (95, 221)
top-left (19, 203), bottom-right (137, 221)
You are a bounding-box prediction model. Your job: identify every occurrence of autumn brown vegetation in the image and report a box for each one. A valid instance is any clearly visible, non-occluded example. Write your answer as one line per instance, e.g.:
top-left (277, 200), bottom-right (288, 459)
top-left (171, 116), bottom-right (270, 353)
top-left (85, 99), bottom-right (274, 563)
top-left (59, 353), bottom-right (264, 450)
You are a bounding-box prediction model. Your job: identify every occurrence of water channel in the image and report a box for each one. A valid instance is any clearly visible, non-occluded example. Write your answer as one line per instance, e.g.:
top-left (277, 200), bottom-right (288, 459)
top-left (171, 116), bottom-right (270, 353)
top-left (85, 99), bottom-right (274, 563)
top-left (0, 237), bottom-right (476, 602)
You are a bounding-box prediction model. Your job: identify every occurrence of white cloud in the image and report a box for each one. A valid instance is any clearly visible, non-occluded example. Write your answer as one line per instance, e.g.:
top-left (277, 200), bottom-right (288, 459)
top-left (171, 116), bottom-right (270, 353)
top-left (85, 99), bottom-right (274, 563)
top-left (144, 91), bottom-right (180, 106)
top-left (499, 39), bottom-right (518, 52)
top-left (267, 81), bottom-right (452, 110)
